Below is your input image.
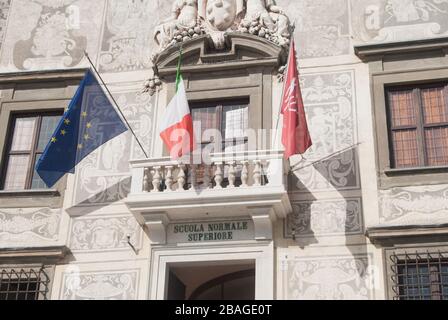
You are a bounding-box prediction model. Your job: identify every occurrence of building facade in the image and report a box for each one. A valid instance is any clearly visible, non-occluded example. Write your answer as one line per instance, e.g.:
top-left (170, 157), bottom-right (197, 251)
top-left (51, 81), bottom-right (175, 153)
top-left (1, 0), bottom-right (448, 300)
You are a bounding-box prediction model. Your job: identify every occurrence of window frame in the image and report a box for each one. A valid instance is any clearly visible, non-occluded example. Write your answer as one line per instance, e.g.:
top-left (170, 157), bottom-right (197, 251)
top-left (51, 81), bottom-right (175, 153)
top-left (385, 82), bottom-right (448, 169)
top-left (1, 110), bottom-right (64, 191)
top-left (190, 98), bottom-right (250, 152)
top-left (160, 64), bottom-right (275, 157)
top-left (0, 69), bottom-right (85, 208)
top-left (372, 68), bottom-right (448, 189)
top-left (0, 265), bottom-right (52, 301)
top-left (385, 246), bottom-right (448, 300)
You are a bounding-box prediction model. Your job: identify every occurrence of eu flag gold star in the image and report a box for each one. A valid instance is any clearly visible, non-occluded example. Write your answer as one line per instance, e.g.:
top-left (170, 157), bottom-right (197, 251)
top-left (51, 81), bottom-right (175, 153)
top-left (82, 111), bottom-right (88, 117)
top-left (51, 137), bottom-right (57, 143)
top-left (84, 134), bottom-right (89, 140)
top-left (77, 144), bottom-right (83, 149)
top-left (61, 129), bottom-right (67, 136)
top-left (86, 122), bottom-right (92, 129)
top-left (64, 119), bottom-right (71, 125)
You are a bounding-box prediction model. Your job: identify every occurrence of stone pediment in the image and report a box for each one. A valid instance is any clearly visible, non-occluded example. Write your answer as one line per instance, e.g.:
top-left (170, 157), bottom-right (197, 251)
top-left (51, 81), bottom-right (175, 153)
top-left (154, 33), bottom-right (287, 76)
top-left (143, 0), bottom-right (292, 95)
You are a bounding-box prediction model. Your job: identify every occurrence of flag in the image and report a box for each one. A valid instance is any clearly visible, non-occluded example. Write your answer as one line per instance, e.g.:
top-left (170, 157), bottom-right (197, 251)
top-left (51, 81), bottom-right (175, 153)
top-left (36, 70), bottom-right (128, 188)
top-left (159, 52), bottom-right (195, 159)
top-left (281, 39), bottom-right (312, 159)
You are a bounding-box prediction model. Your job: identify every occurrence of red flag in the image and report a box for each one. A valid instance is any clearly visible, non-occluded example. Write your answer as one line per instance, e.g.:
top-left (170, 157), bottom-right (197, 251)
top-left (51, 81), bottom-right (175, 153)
top-left (281, 39), bottom-right (312, 159)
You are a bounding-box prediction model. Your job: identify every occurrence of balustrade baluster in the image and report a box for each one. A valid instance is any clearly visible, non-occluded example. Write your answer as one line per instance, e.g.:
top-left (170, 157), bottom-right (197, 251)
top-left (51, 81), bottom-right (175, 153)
top-left (165, 166), bottom-right (174, 192)
top-left (177, 164), bottom-right (186, 191)
top-left (152, 167), bottom-right (162, 192)
top-left (214, 163), bottom-right (224, 189)
top-left (190, 164), bottom-right (197, 191)
top-left (253, 160), bottom-right (262, 186)
top-left (228, 161), bottom-right (236, 188)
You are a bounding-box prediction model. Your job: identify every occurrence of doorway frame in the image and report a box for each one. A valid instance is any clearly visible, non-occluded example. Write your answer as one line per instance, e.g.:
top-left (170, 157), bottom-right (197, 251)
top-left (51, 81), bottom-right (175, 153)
top-left (149, 242), bottom-right (274, 300)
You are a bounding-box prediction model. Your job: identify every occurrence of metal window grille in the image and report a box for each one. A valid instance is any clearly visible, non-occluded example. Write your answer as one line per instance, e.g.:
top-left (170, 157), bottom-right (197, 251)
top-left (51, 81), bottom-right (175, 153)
top-left (390, 251), bottom-right (448, 300)
top-left (0, 267), bottom-right (50, 300)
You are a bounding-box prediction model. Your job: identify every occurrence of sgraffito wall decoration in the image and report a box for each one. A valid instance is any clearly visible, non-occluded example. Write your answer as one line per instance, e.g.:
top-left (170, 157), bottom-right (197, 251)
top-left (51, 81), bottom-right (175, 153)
top-left (61, 269), bottom-right (139, 300)
top-left (289, 70), bottom-right (360, 193)
top-left (286, 198), bottom-right (364, 238)
top-left (278, 0), bottom-right (351, 59)
top-left (0, 208), bottom-right (62, 247)
top-left (0, 0), bottom-right (11, 56)
top-left (280, 254), bottom-right (374, 300)
top-left (379, 185), bottom-right (448, 226)
top-left (1, 0), bottom-right (105, 71)
top-left (72, 89), bottom-right (155, 206)
top-left (98, 0), bottom-right (172, 73)
top-left (69, 214), bottom-right (142, 252)
top-left (352, 0), bottom-right (448, 43)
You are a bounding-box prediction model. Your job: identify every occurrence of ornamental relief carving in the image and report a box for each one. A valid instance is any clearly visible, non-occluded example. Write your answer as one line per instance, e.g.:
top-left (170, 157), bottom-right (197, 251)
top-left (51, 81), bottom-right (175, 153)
top-left (286, 198), bottom-right (363, 237)
top-left (62, 270), bottom-right (138, 300)
top-left (285, 255), bottom-right (372, 300)
top-left (70, 215), bottom-right (141, 252)
top-left (379, 185), bottom-right (448, 225)
top-left (0, 208), bottom-right (61, 246)
top-left (352, 0), bottom-right (448, 43)
top-left (73, 91), bottom-right (154, 206)
top-left (153, 0), bottom-right (292, 53)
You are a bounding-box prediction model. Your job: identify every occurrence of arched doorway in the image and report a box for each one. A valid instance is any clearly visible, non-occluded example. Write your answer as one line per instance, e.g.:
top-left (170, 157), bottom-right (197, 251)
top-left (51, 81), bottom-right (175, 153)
top-left (166, 262), bottom-right (256, 300)
top-left (189, 269), bottom-right (255, 300)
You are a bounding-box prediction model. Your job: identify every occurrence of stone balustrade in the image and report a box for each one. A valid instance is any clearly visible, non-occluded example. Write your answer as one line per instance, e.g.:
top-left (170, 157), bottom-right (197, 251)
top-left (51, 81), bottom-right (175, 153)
top-left (124, 150), bottom-right (292, 241)
top-left (130, 150), bottom-right (286, 195)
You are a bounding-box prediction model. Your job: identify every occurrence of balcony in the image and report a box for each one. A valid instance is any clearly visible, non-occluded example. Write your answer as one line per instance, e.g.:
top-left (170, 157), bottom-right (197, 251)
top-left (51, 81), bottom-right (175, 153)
top-left (124, 150), bottom-right (292, 243)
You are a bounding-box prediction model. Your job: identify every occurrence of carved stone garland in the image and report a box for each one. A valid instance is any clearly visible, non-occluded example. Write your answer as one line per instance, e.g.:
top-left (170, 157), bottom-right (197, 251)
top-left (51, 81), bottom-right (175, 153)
top-left (143, 0), bottom-right (293, 95)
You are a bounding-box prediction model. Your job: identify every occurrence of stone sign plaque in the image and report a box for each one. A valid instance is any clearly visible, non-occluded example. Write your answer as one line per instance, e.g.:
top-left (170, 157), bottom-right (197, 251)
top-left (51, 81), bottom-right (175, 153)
top-left (168, 220), bottom-right (254, 244)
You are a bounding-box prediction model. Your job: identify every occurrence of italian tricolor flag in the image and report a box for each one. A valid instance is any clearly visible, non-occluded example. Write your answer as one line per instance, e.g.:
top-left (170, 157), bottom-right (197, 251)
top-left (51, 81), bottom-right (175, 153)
top-left (159, 54), bottom-right (196, 159)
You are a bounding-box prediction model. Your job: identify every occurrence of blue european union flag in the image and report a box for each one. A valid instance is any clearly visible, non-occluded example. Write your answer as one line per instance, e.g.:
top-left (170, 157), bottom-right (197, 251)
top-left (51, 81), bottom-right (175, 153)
top-left (37, 70), bottom-right (128, 188)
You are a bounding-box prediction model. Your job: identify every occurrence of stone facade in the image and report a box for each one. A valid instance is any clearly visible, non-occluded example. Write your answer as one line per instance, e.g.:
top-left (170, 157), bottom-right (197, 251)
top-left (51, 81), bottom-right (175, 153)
top-left (0, 0), bottom-right (447, 301)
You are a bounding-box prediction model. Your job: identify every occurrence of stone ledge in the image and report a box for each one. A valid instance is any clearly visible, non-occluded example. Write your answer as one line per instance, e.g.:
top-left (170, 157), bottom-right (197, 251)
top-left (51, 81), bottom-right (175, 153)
top-left (366, 224), bottom-right (448, 245)
top-left (0, 68), bottom-right (87, 83)
top-left (0, 189), bottom-right (60, 198)
top-left (0, 246), bottom-right (69, 263)
top-left (354, 37), bottom-right (448, 60)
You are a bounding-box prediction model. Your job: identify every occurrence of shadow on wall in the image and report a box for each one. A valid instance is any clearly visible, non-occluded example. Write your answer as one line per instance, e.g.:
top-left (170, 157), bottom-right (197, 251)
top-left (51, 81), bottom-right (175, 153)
top-left (282, 146), bottom-right (373, 299)
top-left (65, 176), bottom-right (132, 217)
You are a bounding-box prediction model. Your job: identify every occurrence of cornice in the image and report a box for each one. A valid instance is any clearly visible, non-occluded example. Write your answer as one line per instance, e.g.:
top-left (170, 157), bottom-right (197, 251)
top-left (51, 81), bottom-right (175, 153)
top-left (354, 37), bottom-right (448, 60)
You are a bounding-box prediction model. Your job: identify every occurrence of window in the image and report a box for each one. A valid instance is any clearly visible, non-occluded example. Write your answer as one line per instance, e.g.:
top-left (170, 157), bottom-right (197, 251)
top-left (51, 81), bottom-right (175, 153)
top-left (1, 112), bottom-right (62, 191)
top-left (191, 99), bottom-right (249, 153)
top-left (386, 83), bottom-right (448, 169)
top-left (390, 251), bottom-right (448, 300)
top-left (0, 267), bottom-right (51, 300)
